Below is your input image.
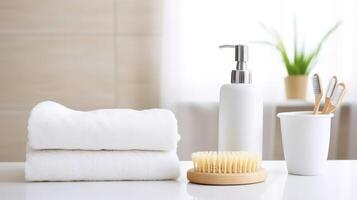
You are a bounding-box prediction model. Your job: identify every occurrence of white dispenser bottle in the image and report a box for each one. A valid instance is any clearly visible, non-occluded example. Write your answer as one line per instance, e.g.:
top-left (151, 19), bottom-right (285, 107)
top-left (218, 45), bottom-right (263, 155)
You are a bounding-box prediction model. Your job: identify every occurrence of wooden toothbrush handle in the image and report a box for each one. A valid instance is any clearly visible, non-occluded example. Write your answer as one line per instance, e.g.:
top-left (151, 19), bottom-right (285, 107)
top-left (325, 104), bottom-right (336, 114)
top-left (322, 98), bottom-right (331, 113)
top-left (313, 96), bottom-right (321, 114)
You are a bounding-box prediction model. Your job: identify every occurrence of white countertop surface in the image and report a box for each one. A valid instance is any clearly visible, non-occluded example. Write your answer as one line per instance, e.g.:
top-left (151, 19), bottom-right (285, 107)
top-left (0, 161), bottom-right (356, 200)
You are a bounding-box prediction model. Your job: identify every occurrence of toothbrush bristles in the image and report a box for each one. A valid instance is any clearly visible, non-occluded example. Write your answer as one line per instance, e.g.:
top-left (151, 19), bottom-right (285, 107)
top-left (312, 74), bottom-right (322, 95)
top-left (330, 83), bottom-right (345, 105)
top-left (326, 76), bottom-right (337, 98)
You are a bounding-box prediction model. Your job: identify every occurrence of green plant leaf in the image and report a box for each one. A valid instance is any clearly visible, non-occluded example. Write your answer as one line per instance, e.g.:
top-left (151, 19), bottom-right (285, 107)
top-left (293, 15), bottom-right (298, 68)
top-left (310, 21), bottom-right (342, 61)
top-left (251, 41), bottom-right (280, 51)
top-left (258, 20), bottom-right (341, 76)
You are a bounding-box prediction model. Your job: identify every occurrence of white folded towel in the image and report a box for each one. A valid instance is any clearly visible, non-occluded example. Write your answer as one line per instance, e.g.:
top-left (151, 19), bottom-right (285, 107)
top-left (28, 101), bottom-right (180, 151)
top-left (25, 148), bottom-right (180, 181)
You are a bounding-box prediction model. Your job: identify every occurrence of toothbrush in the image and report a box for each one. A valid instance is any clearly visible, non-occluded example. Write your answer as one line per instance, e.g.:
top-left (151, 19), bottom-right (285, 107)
top-left (322, 76), bottom-right (337, 113)
top-left (312, 74), bottom-right (323, 114)
top-left (324, 83), bottom-right (346, 114)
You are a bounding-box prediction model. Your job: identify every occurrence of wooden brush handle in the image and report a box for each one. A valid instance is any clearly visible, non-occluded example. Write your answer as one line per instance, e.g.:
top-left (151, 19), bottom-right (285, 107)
top-left (187, 168), bottom-right (268, 185)
top-left (313, 96), bottom-right (322, 114)
top-left (322, 98), bottom-right (331, 113)
top-left (326, 104), bottom-right (336, 114)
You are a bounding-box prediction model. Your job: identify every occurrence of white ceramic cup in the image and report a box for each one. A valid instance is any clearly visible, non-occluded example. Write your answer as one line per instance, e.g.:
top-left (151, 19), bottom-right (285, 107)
top-left (277, 111), bottom-right (334, 175)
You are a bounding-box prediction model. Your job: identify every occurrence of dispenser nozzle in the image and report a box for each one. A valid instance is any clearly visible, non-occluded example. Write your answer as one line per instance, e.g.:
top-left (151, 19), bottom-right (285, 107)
top-left (219, 44), bottom-right (251, 84)
top-left (219, 45), bottom-right (235, 48)
top-left (219, 44), bottom-right (248, 65)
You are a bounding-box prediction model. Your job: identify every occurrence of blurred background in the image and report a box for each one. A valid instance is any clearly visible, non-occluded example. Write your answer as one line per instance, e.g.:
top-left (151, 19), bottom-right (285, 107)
top-left (0, 0), bottom-right (356, 161)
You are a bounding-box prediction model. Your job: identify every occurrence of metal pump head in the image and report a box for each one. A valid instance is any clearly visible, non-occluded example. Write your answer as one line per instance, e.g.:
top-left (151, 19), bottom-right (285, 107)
top-left (219, 44), bottom-right (251, 84)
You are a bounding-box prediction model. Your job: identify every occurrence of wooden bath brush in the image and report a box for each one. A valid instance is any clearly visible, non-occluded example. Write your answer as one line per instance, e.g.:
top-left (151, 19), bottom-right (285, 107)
top-left (187, 151), bottom-right (267, 185)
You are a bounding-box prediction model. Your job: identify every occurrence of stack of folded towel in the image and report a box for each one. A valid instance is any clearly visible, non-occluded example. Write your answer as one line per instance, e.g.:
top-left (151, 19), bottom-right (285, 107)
top-left (25, 101), bottom-right (180, 181)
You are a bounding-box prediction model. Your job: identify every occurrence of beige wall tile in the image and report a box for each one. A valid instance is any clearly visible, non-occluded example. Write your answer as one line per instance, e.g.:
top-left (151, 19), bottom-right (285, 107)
top-left (116, 35), bottom-right (161, 84)
top-left (0, 36), bottom-right (115, 109)
top-left (115, 35), bottom-right (161, 108)
top-left (0, 0), bottom-right (164, 161)
top-left (116, 83), bottom-right (160, 109)
top-left (0, 0), bottom-right (114, 33)
top-left (0, 110), bottom-right (29, 161)
top-left (116, 0), bottom-right (163, 34)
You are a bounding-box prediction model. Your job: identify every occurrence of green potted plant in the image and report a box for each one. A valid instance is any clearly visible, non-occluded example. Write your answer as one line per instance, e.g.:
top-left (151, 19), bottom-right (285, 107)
top-left (259, 20), bottom-right (341, 99)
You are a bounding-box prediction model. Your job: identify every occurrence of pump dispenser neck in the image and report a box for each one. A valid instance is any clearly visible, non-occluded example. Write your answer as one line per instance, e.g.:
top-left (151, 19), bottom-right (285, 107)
top-left (219, 44), bottom-right (252, 84)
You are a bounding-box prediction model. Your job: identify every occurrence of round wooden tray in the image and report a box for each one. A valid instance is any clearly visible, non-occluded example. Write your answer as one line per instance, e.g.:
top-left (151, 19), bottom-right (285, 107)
top-left (187, 168), bottom-right (268, 185)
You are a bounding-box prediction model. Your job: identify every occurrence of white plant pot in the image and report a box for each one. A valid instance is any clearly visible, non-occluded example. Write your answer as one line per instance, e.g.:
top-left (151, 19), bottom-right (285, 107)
top-left (277, 111), bottom-right (334, 175)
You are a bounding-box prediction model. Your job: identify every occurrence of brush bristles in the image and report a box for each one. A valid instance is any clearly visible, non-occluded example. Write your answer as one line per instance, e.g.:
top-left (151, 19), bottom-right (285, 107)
top-left (312, 74), bottom-right (322, 95)
top-left (326, 76), bottom-right (337, 97)
top-left (331, 84), bottom-right (345, 105)
top-left (192, 151), bottom-right (261, 174)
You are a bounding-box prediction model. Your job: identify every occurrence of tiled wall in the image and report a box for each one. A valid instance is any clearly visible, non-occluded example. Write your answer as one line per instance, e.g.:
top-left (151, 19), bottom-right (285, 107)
top-left (0, 0), bottom-right (163, 161)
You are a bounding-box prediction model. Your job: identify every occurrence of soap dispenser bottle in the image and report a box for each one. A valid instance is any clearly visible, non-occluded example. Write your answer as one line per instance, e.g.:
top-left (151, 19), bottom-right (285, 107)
top-left (218, 44), bottom-right (263, 155)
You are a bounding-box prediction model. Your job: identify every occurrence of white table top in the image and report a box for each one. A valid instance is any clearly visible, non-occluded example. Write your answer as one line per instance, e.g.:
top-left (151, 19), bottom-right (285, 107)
top-left (0, 161), bottom-right (356, 200)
